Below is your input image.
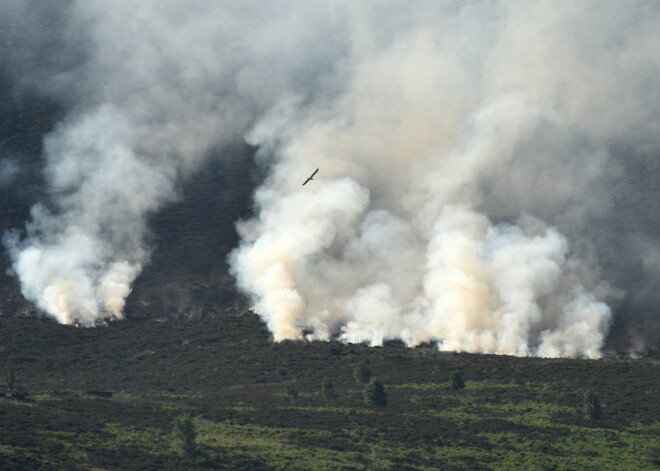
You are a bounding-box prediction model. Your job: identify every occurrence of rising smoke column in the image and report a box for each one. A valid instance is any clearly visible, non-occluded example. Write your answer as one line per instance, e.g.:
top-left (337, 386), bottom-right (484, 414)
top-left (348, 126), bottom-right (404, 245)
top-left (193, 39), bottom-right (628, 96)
top-left (232, 1), bottom-right (660, 358)
top-left (3, 0), bottom-right (350, 324)
top-left (3, 1), bottom-right (243, 324)
top-left (4, 1), bottom-right (660, 354)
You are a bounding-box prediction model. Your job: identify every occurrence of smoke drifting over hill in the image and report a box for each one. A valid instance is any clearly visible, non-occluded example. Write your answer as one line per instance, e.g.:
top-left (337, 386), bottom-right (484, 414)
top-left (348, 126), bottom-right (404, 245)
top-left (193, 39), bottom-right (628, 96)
top-left (2, 1), bottom-right (660, 356)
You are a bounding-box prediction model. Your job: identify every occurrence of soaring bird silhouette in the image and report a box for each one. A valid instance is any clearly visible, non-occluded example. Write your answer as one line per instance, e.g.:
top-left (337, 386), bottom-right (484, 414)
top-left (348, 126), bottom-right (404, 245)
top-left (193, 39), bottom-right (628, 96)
top-left (302, 168), bottom-right (319, 186)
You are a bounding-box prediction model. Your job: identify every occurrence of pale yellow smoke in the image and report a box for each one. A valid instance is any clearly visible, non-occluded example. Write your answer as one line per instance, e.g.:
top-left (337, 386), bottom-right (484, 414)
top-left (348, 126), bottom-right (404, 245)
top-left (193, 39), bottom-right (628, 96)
top-left (98, 261), bottom-right (142, 320)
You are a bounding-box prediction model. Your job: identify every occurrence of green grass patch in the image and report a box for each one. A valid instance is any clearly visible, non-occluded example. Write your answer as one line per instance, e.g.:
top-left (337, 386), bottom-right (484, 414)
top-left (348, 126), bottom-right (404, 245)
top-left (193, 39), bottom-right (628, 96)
top-left (102, 422), bottom-right (174, 456)
top-left (478, 400), bottom-right (576, 427)
top-left (392, 380), bottom-right (521, 392)
top-left (0, 444), bottom-right (18, 456)
top-left (195, 419), bottom-right (365, 470)
top-left (464, 381), bottom-right (521, 391)
top-left (478, 421), bottom-right (660, 470)
top-left (291, 405), bottom-right (378, 416)
top-left (390, 382), bottom-right (445, 391)
top-left (232, 402), bottom-right (257, 413)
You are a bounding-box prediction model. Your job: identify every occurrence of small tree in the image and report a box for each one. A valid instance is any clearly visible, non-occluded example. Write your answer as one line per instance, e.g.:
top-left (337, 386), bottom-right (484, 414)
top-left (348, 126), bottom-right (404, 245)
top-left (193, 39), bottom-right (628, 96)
top-left (321, 377), bottom-right (334, 407)
top-left (363, 377), bottom-right (387, 407)
top-left (5, 364), bottom-right (16, 393)
top-left (353, 360), bottom-right (372, 384)
top-left (285, 380), bottom-right (299, 405)
top-left (450, 371), bottom-right (465, 393)
top-left (583, 391), bottom-right (602, 420)
top-left (275, 366), bottom-right (288, 381)
top-left (173, 413), bottom-right (197, 462)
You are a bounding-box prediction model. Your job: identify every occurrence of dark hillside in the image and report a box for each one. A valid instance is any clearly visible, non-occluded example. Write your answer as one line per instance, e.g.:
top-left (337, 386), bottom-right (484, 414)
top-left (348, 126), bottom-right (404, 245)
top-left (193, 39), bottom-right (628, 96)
top-left (124, 142), bottom-right (260, 319)
top-left (1, 314), bottom-right (658, 470)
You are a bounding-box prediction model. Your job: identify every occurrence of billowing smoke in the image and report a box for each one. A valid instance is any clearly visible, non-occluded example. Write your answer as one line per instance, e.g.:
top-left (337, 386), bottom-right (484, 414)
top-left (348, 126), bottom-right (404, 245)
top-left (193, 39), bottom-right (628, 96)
top-left (231, 0), bottom-right (660, 357)
top-left (3, 1), bottom-right (660, 355)
top-left (3, 0), bottom-right (346, 324)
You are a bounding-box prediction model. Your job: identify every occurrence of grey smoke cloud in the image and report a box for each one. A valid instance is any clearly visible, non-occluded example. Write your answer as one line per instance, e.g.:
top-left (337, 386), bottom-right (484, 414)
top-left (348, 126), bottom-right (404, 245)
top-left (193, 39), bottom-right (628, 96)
top-left (0, 157), bottom-right (19, 187)
top-left (3, 1), bottom-right (660, 355)
top-left (4, 0), bottom-right (347, 324)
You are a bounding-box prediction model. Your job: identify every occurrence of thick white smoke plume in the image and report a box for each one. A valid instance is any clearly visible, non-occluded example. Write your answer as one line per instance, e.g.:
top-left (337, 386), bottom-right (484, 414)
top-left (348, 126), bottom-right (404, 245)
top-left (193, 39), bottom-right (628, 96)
top-left (232, 89), bottom-right (614, 357)
top-left (5, 1), bottom-right (660, 356)
top-left (5, 0), bottom-right (343, 324)
top-left (232, 1), bottom-right (660, 358)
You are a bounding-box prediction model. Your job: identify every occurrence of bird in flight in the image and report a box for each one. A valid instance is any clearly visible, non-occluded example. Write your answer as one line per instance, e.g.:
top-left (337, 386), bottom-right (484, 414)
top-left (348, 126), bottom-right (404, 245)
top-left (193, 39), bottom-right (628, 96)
top-left (302, 168), bottom-right (319, 186)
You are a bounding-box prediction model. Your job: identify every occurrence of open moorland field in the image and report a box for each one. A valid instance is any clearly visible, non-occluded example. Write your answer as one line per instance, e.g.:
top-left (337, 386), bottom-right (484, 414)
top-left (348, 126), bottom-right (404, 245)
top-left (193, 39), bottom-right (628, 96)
top-left (0, 314), bottom-right (659, 470)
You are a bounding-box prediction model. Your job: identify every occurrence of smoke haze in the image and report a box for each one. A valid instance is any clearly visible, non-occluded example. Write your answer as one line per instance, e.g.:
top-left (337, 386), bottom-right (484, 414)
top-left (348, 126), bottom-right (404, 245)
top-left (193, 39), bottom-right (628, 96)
top-left (2, 1), bottom-right (660, 356)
